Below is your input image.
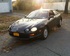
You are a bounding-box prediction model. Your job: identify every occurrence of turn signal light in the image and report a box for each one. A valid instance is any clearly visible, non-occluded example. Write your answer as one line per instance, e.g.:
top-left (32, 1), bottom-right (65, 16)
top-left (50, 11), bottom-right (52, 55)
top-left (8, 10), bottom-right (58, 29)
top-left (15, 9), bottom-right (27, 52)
top-left (30, 34), bottom-right (35, 36)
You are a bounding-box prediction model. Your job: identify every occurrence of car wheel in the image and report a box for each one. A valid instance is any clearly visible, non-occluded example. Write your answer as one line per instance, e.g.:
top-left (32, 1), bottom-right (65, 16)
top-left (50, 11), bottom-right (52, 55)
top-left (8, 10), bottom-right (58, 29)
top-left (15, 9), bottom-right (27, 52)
top-left (40, 27), bottom-right (48, 40)
top-left (57, 20), bottom-right (62, 27)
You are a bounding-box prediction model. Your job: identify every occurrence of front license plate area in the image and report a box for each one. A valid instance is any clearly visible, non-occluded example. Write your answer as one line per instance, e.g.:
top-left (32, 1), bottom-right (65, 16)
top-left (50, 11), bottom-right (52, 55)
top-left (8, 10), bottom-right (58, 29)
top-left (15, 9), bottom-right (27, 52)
top-left (13, 33), bottom-right (19, 36)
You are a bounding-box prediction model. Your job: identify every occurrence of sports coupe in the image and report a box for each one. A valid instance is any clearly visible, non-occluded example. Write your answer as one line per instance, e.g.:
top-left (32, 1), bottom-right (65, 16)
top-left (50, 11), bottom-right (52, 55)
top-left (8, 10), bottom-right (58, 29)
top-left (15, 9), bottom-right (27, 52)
top-left (9, 9), bottom-right (62, 40)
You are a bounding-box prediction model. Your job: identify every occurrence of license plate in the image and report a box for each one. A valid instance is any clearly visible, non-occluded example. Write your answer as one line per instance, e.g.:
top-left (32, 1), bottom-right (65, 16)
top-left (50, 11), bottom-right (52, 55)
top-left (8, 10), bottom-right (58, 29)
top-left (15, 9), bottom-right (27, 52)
top-left (13, 33), bottom-right (19, 36)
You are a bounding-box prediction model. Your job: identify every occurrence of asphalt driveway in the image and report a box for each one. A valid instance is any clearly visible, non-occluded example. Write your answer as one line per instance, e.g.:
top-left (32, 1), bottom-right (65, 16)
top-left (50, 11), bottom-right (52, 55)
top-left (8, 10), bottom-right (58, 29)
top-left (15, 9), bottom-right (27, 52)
top-left (0, 19), bottom-right (70, 56)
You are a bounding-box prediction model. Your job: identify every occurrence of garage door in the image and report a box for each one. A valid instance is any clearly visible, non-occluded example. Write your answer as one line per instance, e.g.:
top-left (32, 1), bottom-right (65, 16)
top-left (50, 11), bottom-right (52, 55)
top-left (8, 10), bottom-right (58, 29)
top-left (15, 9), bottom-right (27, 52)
top-left (0, 2), bottom-right (10, 13)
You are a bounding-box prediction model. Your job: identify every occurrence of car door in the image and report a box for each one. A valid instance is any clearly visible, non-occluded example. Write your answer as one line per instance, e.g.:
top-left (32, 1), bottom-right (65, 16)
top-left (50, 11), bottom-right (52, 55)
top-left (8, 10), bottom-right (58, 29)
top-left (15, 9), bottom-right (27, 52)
top-left (47, 11), bottom-right (60, 29)
top-left (47, 15), bottom-right (56, 31)
top-left (53, 13), bottom-right (61, 26)
top-left (53, 11), bottom-right (62, 25)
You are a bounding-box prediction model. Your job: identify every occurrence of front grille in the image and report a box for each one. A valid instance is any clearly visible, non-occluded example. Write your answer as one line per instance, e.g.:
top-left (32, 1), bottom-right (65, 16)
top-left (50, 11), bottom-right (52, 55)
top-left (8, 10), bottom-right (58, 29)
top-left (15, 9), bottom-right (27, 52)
top-left (19, 33), bottom-right (29, 38)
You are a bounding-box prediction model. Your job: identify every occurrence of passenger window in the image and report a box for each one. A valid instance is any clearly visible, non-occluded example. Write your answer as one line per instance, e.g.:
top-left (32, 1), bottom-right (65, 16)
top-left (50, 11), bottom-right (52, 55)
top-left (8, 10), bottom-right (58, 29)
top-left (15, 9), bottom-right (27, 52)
top-left (49, 10), bottom-right (55, 18)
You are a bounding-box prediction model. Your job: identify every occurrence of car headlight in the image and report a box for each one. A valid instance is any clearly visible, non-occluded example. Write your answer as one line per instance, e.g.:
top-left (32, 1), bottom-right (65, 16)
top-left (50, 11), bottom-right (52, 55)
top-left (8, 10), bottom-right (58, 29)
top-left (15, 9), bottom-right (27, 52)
top-left (31, 27), bottom-right (37, 32)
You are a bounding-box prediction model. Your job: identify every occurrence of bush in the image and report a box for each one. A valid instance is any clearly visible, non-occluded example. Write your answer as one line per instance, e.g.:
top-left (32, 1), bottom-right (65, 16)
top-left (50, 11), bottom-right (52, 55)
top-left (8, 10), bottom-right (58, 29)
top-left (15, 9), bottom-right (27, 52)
top-left (13, 0), bottom-right (35, 11)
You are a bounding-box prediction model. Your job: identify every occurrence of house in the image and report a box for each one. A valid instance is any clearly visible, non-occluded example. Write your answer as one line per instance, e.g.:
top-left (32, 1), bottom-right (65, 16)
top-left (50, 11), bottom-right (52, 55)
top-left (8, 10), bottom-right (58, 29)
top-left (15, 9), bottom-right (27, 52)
top-left (45, 0), bottom-right (70, 2)
top-left (0, 0), bottom-right (12, 13)
top-left (43, 0), bottom-right (70, 11)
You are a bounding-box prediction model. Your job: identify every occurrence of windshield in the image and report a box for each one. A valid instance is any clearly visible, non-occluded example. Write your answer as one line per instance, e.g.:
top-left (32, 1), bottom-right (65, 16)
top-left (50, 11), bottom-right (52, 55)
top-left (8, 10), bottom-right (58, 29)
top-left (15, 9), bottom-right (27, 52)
top-left (27, 10), bottom-right (49, 19)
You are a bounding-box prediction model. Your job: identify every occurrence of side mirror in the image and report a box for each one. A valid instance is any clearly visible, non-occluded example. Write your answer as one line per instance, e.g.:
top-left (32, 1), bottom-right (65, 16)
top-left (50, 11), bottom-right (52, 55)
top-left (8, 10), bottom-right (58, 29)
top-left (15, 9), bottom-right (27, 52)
top-left (48, 15), bottom-right (54, 20)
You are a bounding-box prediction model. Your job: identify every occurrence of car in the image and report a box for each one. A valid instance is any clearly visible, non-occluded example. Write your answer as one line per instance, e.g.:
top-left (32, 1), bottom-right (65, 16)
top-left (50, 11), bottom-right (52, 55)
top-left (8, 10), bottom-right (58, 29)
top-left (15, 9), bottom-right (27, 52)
top-left (9, 9), bottom-right (62, 40)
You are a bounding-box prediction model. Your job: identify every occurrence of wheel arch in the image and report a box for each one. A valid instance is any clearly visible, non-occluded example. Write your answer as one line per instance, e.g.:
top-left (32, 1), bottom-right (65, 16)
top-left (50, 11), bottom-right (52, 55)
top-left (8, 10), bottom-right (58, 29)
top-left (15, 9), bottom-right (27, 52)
top-left (44, 25), bottom-right (50, 32)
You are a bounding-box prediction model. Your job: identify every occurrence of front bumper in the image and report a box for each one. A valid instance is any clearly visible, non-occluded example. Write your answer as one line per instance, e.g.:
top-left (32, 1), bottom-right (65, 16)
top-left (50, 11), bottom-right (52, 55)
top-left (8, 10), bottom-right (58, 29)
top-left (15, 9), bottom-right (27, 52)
top-left (9, 31), bottom-right (41, 40)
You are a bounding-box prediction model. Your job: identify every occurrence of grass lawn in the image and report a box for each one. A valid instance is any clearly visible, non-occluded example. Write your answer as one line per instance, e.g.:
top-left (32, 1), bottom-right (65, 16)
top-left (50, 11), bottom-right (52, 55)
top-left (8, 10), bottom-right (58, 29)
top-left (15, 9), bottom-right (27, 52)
top-left (0, 15), bottom-right (19, 32)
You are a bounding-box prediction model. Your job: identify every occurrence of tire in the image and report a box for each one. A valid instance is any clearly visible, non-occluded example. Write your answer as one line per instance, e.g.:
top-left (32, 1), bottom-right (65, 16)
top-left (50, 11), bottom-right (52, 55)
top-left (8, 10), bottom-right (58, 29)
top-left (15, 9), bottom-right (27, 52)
top-left (57, 20), bottom-right (62, 27)
top-left (40, 27), bottom-right (48, 40)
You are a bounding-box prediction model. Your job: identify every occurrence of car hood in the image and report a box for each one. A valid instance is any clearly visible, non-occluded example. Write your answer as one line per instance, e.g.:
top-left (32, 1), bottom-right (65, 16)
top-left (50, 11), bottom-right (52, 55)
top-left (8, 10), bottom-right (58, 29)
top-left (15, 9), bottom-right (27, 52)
top-left (11, 18), bottom-right (48, 31)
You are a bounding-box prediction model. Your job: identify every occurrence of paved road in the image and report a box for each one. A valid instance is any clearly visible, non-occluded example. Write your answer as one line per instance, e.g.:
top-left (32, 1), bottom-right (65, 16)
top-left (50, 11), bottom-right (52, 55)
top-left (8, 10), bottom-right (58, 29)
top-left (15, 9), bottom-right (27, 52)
top-left (0, 19), bottom-right (70, 56)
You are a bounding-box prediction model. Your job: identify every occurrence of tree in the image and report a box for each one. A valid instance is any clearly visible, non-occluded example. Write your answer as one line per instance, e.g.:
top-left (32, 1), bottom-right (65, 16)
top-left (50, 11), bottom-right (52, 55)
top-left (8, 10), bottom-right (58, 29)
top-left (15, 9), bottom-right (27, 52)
top-left (64, 0), bottom-right (69, 14)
